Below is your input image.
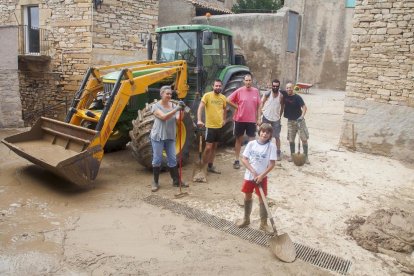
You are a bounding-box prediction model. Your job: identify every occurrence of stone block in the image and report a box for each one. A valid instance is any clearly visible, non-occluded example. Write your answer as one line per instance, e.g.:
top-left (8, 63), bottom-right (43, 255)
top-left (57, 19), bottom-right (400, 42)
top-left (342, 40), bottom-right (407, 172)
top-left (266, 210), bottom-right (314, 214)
top-left (377, 89), bottom-right (391, 96)
top-left (344, 106), bottom-right (368, 115)
top-left (387, 28), bottom-right (403, 35)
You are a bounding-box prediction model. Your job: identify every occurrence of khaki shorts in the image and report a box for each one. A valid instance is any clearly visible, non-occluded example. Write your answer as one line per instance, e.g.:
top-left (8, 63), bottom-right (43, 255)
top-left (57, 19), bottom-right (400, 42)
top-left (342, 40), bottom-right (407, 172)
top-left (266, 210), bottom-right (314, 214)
top-left (287, 119), bottom-right (309, 142)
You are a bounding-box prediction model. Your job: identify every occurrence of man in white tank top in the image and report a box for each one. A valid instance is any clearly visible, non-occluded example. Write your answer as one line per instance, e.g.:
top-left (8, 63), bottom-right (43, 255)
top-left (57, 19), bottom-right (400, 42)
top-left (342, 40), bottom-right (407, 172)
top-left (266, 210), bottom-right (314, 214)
top-left (259, 79), bottom-right (284, 161)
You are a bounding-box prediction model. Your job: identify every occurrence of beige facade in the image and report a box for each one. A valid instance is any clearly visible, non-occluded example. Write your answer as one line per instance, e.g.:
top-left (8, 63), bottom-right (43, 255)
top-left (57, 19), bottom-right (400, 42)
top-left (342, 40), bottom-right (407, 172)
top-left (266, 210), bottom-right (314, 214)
top-left (284, 0), bottom-right (355, 89)
top-left (341, 0), bottom-right (414, 162)
top-left (192, 10), bottom-right (300, 88)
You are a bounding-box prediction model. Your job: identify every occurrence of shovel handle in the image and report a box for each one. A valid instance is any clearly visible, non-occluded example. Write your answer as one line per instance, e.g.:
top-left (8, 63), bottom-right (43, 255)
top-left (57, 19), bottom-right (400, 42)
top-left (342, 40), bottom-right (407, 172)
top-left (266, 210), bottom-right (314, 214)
top-left (257, 182), bottom-right (279, 235)
top-left (199, 134), bottom-right (203, 154)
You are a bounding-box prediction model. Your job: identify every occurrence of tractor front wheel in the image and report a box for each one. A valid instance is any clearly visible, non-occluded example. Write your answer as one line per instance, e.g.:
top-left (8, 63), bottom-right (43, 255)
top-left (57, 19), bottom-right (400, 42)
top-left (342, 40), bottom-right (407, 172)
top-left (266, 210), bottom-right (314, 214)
top-left (129, 101), bottom-right (194, 170)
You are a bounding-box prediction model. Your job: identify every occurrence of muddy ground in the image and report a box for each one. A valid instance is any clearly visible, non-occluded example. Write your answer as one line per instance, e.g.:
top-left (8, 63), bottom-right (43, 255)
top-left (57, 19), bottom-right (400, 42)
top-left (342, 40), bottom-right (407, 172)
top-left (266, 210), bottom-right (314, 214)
top-left (1, 89), bottom-right (413, 275)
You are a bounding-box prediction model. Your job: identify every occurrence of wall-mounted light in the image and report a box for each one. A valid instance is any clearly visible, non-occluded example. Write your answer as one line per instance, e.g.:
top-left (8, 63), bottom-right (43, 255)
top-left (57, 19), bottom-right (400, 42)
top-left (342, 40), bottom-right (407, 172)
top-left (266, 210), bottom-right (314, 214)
top-left (94, 0), bottom-right (103, 10)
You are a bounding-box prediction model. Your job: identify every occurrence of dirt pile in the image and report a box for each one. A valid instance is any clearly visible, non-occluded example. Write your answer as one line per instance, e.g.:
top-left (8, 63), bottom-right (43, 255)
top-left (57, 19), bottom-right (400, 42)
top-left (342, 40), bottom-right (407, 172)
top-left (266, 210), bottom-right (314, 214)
top-left (346, 208), bottom-right (414, 273)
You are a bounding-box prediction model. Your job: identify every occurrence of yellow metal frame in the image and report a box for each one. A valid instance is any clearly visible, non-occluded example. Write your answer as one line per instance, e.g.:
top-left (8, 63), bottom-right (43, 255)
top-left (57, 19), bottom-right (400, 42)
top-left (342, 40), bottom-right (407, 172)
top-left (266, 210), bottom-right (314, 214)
top-left (69, 60), bottom-right (189, 162)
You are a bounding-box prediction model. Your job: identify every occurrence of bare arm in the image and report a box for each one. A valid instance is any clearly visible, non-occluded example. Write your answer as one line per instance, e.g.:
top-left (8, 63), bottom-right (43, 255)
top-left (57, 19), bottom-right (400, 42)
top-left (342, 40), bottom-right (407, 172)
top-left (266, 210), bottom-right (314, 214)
top-left (226, 99), bottom-right (238, 110)
top-left (280, 94), bottom-right (285, 118)
top-left (222, 104), bottom-right (227, 127)
top-left (241, 155), bottom-right (258, 178)
top-left (301, 104), bottom-right (307, 118)
top-left (153, 105), bottom-right (179, 121)
top-left (197, 101), bottom-right (205, 127)
top-left (256, 160), bottom-right (275, 183)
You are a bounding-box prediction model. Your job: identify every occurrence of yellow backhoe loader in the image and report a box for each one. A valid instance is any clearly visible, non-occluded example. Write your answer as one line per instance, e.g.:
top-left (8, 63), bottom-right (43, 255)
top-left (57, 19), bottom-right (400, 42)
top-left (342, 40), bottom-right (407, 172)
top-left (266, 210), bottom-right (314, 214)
top-left (2, 60), bottom-right (189, 186)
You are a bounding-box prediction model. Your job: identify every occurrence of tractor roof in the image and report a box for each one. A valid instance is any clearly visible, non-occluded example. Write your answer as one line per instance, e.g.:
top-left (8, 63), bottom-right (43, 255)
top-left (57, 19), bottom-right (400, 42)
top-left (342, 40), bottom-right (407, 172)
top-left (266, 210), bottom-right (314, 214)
top-left (156, 24), bottom-right (233, 36)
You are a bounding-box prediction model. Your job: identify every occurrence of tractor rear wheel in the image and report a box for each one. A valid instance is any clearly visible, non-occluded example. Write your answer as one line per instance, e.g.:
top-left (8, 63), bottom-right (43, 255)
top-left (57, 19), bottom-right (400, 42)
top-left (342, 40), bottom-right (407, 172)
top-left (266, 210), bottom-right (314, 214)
top-left (129, 100), bottom-right (194, 170)
top-left (221, 72), bottom-right (248, 146)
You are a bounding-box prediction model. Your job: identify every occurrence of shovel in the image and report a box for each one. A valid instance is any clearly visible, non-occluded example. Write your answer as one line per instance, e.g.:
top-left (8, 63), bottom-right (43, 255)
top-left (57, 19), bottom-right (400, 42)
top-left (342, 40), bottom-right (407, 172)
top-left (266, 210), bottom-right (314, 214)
top-left (257, 182), bottom-right (296, 263)
top-left (292, 123), bottom-right (306, 166)
top-left (192, 128), bottom-right (207, 182)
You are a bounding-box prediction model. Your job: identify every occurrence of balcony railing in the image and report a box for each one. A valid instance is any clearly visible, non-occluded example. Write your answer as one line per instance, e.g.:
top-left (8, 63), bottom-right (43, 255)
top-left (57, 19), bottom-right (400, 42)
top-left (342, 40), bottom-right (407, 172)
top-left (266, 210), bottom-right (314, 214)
top-left (18, 25), bottom-right (49, 56)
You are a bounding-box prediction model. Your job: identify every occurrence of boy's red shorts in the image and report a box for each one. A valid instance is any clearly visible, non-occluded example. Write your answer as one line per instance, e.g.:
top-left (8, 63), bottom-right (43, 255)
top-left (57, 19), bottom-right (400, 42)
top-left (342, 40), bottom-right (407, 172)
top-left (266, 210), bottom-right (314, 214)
top-left (241, 177), bottom-right (268, 197)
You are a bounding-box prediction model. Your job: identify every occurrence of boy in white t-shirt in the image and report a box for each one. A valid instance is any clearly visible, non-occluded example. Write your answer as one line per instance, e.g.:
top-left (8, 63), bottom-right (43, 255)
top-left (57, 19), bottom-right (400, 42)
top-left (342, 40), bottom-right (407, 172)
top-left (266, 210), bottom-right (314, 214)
top-left (237, 123), bottom-right (277, 233)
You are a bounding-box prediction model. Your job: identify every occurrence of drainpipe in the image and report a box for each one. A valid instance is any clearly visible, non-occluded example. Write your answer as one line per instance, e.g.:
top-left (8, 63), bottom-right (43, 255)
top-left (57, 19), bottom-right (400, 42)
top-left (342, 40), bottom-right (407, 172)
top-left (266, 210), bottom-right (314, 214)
top-left (295, 0), bottom-right (306, 83)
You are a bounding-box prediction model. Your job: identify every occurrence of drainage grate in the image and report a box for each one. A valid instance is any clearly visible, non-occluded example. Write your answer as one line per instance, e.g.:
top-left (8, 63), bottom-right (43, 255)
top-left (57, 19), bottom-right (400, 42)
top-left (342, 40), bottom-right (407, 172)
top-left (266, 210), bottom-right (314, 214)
top-left (143, 195), bottom-right (352, 275)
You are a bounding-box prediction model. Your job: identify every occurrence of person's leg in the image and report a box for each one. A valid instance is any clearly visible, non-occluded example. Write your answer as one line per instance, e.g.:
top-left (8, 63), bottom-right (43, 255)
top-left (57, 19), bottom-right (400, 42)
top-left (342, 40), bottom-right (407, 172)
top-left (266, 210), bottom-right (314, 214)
top-left (207, 142), bottom-right (221, 174)
top-left (299, 120), bottom-right (310, 164)
top-left (165, 139), bottom-right (188, 187)
top-left (233, 122), bottom-right (245, 169)
top-left (287, 120), bottom-right (297, 162)
top-left (274, 120), bottom-right (282, 161)
top-left (150, 139), bottom-right (163, 192)
top-left (238, 179), bottom-right (255, 227)
top-left (234, 135), bottom-right (244, 169)
top-left (203, 142), bottom-right (213, 164)
top-left (245, 122), bottom-right (257, 141)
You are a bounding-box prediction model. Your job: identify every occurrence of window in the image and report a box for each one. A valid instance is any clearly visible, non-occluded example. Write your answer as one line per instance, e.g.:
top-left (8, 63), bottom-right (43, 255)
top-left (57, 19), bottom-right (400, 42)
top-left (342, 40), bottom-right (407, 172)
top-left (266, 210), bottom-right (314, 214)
top-left (345, 0), bottom-right (355, 8)
top-left (287, 11), bottom-right (299, 53)
top-left (202, 34), bottom-right (231, 67)
top-left (24, 5), bottom-right (40, 54)
top-left (158, 32), bottom-right (197, 64)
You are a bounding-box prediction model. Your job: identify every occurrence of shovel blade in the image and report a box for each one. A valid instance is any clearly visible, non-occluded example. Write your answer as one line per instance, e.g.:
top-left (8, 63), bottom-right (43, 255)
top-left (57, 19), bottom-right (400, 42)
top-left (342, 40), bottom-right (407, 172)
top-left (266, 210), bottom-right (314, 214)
top-left (192, 161), bottom-right (207, 182)
top-left (292, 153), bottom-right (306, 166)
top-left (269, 233), bottom-right (296, 263)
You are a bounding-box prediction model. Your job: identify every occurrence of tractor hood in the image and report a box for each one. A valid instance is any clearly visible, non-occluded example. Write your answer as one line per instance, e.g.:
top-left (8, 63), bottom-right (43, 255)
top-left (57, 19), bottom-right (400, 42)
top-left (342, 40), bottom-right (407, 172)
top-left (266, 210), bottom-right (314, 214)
top-left (102, 67), bottom-right (174, 82)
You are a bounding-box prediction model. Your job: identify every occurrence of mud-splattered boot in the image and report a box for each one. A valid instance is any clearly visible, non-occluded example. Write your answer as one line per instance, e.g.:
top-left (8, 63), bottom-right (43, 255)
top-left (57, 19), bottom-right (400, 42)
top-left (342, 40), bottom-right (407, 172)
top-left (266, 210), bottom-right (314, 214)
top-left (237, 199), bottom-right (252, 228)
top-left (152, 166), bottom-right (160, 192)
top-left (259, 203), bottom-right (274, 234)
top-left (169, 166), bottom-right (189, 188)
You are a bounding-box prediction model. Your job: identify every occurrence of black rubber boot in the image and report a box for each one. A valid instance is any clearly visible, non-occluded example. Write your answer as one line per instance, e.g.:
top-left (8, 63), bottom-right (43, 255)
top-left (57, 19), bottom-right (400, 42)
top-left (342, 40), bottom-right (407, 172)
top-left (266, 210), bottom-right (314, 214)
top-left (152, 166), bottom-right (160, 192)
top-left (169, 166), bottom-right (188, 187)
top-left (303, 143), bottom-right (310, 164)
top-left (237, 199), bottom-right (252, 228)
top-left (288, 142), bottom-right (295, 162)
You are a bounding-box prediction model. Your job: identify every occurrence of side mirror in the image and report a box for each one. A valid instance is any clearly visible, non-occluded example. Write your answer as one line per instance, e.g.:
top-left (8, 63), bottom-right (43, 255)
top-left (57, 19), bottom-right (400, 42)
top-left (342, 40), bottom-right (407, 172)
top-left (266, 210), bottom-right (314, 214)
top-left (147, 36), bottom-right (153, 60)
top-left (202, 30), bottom-right (213, 45)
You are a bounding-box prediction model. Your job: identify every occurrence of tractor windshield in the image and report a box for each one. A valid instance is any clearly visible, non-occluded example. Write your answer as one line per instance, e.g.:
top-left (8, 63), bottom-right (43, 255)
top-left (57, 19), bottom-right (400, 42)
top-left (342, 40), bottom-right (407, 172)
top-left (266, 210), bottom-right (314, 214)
top-left (158, 32), bottom-right (197, 65)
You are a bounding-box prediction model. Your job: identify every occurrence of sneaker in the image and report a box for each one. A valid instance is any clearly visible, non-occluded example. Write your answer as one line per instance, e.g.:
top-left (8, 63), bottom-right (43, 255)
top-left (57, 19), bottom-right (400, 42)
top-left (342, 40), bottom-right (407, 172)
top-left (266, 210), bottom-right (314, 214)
top-left (233, 160), bottom-right (240, 169)
top-left (287, 155), bottom-right (293, 162)
top-left (276, 150), bottom-right (282, 161)
top-left (207, 166), bottom-right (221, 174)
top-left (305, 157), bottom-right (310, 165)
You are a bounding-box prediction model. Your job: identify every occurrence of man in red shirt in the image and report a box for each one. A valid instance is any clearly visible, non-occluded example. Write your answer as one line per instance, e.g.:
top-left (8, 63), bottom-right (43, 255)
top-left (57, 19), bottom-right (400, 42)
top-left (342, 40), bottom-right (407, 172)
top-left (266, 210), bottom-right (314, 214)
top-left (227, 74), bottom-right (261, 169)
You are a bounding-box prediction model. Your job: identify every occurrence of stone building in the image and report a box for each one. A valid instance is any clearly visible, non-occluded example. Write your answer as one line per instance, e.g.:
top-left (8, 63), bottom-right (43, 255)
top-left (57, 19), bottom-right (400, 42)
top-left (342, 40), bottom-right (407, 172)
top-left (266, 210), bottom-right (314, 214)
top-left (341, 0), bottom-right (414, 163)
top-left (0, 0), bottom-right (158, 126)
top-left (0, 0), bottom-right (231, 127)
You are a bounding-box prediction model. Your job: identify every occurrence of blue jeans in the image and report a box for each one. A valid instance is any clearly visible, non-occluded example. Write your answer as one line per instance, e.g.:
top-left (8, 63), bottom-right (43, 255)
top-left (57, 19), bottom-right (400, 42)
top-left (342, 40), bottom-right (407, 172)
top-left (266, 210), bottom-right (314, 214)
top-left (151, 138), bottom-right (177, 168)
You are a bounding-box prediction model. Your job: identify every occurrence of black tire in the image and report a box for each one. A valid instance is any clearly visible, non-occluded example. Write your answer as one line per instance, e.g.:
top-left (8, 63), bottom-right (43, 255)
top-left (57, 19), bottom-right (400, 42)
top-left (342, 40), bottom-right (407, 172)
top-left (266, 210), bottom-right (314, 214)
top-left (104, 130), bottom-right (130, 152)
top-left (82, 121), bottom-right (130, 152)
top-left (221, 72), bottom-right (248, 146)
top-left (129, 100), bottom-right (194, 170)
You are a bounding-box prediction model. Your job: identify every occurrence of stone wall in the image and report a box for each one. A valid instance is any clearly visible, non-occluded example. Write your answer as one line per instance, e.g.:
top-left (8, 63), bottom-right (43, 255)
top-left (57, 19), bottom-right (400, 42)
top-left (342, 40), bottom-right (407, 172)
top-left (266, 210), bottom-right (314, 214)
top-left (0, 0), bottom-right (158, 126)
top-left (0, 26), bottom-right (24, 128)
top-left (91, 0), bottom-right (158, 64)
top-left (341, 0), bottom-right (414, 163)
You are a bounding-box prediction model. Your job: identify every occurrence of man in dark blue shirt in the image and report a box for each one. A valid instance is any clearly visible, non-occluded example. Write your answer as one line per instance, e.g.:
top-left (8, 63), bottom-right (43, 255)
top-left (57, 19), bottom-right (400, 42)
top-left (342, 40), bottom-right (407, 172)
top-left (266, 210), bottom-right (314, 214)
top-left (283, 82), bottom-right (310, 164)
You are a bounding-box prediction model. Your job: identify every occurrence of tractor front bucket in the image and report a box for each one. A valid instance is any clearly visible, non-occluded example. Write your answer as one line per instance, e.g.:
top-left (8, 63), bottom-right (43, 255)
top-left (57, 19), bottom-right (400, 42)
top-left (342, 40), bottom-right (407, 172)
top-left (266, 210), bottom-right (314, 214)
top-left (1, 117), bottom-right (103, 187)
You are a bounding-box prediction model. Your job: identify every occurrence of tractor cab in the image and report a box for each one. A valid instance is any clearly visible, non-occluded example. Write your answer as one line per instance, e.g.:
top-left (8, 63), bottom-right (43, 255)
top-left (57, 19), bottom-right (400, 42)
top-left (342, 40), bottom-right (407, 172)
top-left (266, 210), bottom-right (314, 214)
top-left (154, 25), bottom-right (236, 99)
